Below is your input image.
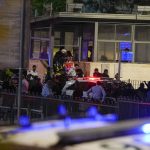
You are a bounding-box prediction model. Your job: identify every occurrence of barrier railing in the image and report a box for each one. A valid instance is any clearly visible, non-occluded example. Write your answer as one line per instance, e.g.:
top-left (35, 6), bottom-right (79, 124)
top-left (1, 92), bottom-right (150, 125)
top-left (0, 92), bottom-right (118, 125)
top-left (122, 79), bottom-right (143, 89)
top-left (118, 97), bottom-right (150, 120)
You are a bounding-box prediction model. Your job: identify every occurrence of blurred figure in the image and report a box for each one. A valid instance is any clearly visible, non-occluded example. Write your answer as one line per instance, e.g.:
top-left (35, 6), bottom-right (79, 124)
top-left (22, 75), bottom-right (29, 94)
top-left (93, 68), bottom-right (102, 77)
top-left (53, 47), bottom-right (67, 75)
top-left (35, 78), bottom-right (42, 96)
top-left (136, 82), bottom-right (146, 100)
top-left (102, 69), bottom-right (109, 78)
top-left (44, 66), bottom-right (51, 82)
top-left (123, 83), bottom-right (135, 98)
top-left (87, 81), bottom-right (106, 102)
top-left (144, 81), bottom-right (150, 101)
top-left (66, 50), bottom-right (73, 62)
top-left (138, 83), bottom-right (146, 93)
top-left (114, 73), bottom-right (119, 80)
top-left (28, 65), bottom-right (38, 80)
top-left (41, 80), bottom-right (53, 97)
top-left (144, 81), bottom-right (150, 90)
top-left (67, 65), bottom-right (76, 77)
top-left (75, 64), bottom-right (84, 77)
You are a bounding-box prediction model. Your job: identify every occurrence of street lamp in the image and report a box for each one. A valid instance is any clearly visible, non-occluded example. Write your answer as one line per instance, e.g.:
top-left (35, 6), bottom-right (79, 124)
top-left (17, 0), bottom-right (26, 121)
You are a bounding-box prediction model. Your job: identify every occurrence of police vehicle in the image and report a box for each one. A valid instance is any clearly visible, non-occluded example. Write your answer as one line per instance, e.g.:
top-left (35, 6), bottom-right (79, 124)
top-left (61, 77), bottom-right (110, 99)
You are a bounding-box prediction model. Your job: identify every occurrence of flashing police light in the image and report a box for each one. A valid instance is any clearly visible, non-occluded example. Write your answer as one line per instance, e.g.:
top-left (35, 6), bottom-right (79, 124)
top-left (58, 105), bottom-right (67, 116)
top-left (19, 115), bottom-right (30, 127)
top-left (87, 106), bottom-right (98, 118)
top-left (89, 77), bottom-right (100, 81)
top-left (64, 117), bottom-right (72, 128)
top-left (104, 114), bottom-right (118, 122)
top-left (84, 77), bottom-right (100, 81)
top-left (142, 124), bottom-right (150, 134)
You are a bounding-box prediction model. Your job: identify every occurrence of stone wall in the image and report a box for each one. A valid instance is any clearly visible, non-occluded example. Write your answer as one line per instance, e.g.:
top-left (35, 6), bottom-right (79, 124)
top-left (0, 0), bottom-right (30, 69)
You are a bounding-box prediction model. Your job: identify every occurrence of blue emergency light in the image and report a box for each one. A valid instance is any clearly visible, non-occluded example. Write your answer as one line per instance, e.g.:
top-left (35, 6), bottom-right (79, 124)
top-left (142, 123), bottom-right (150, 134)
top-left (58, 105), bottom-right (67, 116)
top-left (19, 115), bottom-right (30, 127)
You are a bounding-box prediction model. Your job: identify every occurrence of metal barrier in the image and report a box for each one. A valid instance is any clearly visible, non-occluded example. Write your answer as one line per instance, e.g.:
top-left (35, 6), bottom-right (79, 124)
top-left (0, 92), bottom-right (118, 125)
top-left (123, 79), bottom-right (144, 89)
top-left (118, 98), bottom-right (150, 120)
top-left (1, 92), bottom-right (150, 125)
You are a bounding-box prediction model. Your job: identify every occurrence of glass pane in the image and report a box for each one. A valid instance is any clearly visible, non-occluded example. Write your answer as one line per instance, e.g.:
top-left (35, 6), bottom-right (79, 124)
top-left (73, 47), bottom-right (79, 61)
top-left (32, 40), bottom-right (41, 59)
top-left (116, 25), bottom-right (131, 41)
top-left (135, 43), bottom-right (150, 63)
top-left (54, 32), bottom-right (61, 46)
top-left (135, 26), bottom-right (150, 41)
top-left (54, 32), bottom-right (60, 38)
top-left (40, 30), bottom-right (49, 38)
top-left (33, 30), bottom-right (41, 37)
top-left (39, 41), bottom-right (49, 60)
top-left (54, 39), bottom-right (60, 46)
top-left (98, 24), bottom-right (115, 40)
top-left (97, 42), bottom-right (115, 61)
top-left (65, 32), bottom-right (74, 45)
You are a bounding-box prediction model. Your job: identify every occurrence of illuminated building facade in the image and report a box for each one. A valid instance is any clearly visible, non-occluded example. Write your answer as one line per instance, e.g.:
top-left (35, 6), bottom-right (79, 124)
top-left (31, 0), bottom-right (150, 80)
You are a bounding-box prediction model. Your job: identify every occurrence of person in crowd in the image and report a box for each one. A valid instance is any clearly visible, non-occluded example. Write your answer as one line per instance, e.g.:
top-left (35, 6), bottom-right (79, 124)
top-left (114, 73), bottom-right (119, 80)
top-left (87, 81), bottom-right (106, 102)
top-left (93, 68), bottom-right (102, 77)
top-left (52, 76), bottom-right (62, 96)
top-left (29, 76), bottom-right (38, 95)
top-left (123, 83), bottom-right (135, 98)
top-left (144, 81), bottom-right (150, 101)
top-left (22, 75), bottom-right (29, 94)
top-left (44, 66), bottom-right (51, 82)
top-left (75, 64), bottom-right (84, 77)
top-left (28, 65), bottom-right (38, 80)
top-left (136, 82), bottom-right (147, 100)
top-left (53, 47), bottom-right (68, 75)
top-left (61, 78), bottom-right (76, 95)
top-left (66, 50), bottom-right (73, 62)
top-left (102, 69), bottom-right (109, 78)
top-left (137, 83), bottom-right (146, 93)
top-left (67, 65), bottom-right (76, 77)
top-left (41, 80), bottom-right (53, 97)
top-left (144, 81), bottom-right (150, 90)
top-left (27, 66), bottom-right (39, 95)
top-left (64, 51), bottom-right (74, 75)
top-left (35, 78), bottom-right (43, 96)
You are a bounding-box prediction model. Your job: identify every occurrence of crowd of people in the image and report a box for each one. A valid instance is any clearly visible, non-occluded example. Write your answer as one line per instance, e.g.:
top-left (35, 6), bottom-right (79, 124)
top-left (1, 63), bottom-right (150, 103)
top-left (1, 47), bottom-right (150, 103)
top-left (0, 63), bottom-right (84, 97)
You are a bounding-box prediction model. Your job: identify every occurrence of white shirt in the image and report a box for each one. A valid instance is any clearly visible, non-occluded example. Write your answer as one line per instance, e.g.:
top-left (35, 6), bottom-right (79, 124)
top-left (87, 85), bottom-right (106, 101)
top-left (67, 67), bottom-right (76, 77)
top-left (62, 80), bottom-right (76, 95)
top-left (28, 70), bottom-right (38, 80)
top-left (28, 70), bottom-right (38, 76)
